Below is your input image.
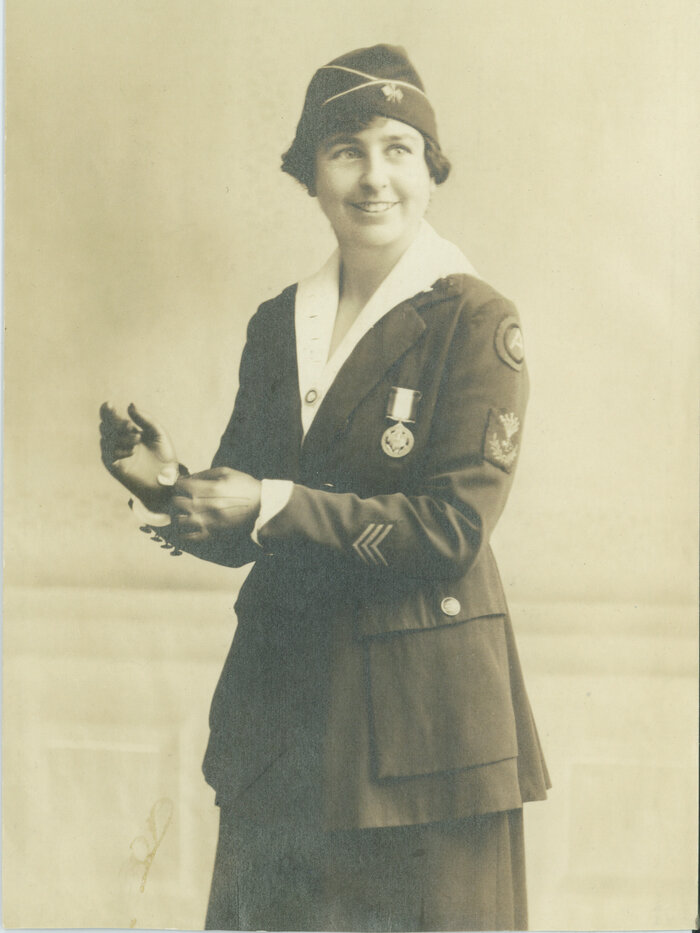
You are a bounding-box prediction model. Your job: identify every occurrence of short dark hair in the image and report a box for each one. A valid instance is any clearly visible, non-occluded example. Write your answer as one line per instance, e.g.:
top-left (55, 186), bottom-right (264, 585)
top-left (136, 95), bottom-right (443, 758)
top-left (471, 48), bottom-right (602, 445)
top-left (281, 111), bottom-right (451, 195)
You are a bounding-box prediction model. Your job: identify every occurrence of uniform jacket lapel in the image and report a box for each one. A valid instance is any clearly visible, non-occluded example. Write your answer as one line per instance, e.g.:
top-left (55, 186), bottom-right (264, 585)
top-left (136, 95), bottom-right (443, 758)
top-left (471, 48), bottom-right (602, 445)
top-left (300, 299), bottom-right (426, 470)
top-left (296, 222), bottom-right (476, 475)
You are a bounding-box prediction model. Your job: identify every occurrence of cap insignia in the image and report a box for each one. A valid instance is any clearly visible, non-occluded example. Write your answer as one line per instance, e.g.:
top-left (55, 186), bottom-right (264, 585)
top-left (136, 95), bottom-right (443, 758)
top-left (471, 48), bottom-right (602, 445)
top-left (381, 83), bottom-right (404, 103)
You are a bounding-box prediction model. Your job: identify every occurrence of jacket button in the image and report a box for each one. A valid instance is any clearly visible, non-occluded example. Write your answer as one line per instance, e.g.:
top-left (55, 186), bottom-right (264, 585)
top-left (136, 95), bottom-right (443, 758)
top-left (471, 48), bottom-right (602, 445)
top-left (440, 596), bottom-right (461, 616)
top-left (305, 388), bottom-right (319, 404)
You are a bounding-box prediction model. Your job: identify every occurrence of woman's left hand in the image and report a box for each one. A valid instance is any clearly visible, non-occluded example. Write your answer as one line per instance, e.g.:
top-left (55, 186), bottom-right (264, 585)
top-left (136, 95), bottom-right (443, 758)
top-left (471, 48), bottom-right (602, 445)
top-left (170, 467), bottom-right (262, 543)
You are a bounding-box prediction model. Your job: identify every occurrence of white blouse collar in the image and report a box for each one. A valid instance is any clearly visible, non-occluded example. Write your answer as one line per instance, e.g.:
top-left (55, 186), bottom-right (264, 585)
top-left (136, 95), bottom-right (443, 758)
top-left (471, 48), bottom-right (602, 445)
top-left (295, 221), bottom-right (477, 436)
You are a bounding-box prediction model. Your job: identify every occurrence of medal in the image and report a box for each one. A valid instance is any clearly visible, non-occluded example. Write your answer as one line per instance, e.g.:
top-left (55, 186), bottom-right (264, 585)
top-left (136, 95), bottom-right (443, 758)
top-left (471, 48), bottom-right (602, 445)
top-left (381, 386), bottom-right (421, 459)
top-left (381, 422), bottom-right (415, 457)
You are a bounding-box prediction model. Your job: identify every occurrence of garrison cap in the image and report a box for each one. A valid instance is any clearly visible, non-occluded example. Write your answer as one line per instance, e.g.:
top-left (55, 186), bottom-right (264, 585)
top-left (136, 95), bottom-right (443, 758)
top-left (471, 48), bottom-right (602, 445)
top-left (292, 44), bottom-right (440, 148)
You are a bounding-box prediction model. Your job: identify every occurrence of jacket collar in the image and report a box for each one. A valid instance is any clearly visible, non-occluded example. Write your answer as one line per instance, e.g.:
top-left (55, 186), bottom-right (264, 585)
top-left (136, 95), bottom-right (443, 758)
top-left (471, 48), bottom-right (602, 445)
top-left (300, 300), bottom-right (428, 471)
top-left (295, 222), bottom-right (476, 426)
top-left (298, 223), bottom-right (476, 469)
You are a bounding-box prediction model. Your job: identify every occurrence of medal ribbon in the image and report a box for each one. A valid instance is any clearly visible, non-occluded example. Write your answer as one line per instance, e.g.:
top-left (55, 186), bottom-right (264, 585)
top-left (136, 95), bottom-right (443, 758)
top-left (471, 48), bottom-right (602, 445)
top-left (386, 387), bottom-right (422, 423)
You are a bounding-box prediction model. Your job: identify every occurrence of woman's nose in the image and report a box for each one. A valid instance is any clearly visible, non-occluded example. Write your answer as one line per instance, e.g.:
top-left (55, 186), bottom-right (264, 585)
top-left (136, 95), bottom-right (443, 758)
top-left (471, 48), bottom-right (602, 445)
top-left (360, 154), bottom-right (389, 190)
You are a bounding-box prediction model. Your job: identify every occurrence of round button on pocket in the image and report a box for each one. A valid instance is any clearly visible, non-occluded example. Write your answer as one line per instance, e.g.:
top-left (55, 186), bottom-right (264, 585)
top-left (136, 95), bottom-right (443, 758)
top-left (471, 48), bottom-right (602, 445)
top-left (305, 388), bottom-right (319, 404)
top-left (440, 596), bottom-right (461, 617)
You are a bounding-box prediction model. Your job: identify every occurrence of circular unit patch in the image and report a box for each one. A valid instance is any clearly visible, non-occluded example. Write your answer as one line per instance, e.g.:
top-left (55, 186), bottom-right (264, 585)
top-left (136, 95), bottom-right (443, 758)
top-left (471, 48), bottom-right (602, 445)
top-left (494, 315), bottom-right (525, 371)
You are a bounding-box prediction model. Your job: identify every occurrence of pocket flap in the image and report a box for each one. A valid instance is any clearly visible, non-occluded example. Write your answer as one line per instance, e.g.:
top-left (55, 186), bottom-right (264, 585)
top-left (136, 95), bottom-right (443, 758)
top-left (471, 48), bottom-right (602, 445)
top-left (355, 549), bottom-right (507, 639)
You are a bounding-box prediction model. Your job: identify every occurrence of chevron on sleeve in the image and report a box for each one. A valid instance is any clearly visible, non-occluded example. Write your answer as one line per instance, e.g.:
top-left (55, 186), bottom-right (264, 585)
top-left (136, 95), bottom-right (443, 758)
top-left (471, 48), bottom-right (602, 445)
top-left (352, 523), bottom-right (394, 566)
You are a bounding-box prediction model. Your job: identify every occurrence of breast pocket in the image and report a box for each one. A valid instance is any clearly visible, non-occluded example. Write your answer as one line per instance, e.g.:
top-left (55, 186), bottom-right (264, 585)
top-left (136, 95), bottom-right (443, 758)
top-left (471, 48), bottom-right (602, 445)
top-left (365, 613), bottom-right (518, 780)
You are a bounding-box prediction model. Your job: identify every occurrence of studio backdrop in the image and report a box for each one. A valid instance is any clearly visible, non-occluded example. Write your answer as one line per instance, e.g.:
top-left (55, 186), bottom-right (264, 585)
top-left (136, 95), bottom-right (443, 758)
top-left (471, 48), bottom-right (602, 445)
top-left (3, 0), bottom-right (698, 929)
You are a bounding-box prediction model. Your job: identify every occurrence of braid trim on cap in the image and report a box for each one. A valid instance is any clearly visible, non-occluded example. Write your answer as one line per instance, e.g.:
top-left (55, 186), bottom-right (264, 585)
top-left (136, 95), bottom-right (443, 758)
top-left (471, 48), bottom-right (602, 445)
top-left (319, 64), bottom-right (430, 106)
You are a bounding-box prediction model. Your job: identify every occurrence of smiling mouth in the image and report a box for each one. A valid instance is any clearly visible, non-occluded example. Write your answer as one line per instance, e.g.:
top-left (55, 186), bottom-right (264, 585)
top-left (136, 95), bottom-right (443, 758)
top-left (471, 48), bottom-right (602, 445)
top-left (351, 201), bottom-right (398, 213)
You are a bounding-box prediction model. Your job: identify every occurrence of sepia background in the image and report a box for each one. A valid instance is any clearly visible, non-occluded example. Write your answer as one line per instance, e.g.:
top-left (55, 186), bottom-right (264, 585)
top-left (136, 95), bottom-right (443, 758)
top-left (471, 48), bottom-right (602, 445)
top-left (3, 0), bottom-right (698, 928)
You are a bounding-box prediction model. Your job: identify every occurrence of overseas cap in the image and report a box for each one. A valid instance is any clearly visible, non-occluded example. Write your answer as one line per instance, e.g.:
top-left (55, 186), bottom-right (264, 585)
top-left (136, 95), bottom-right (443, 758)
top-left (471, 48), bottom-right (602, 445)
top-left (292, 44), bottom-right (439, 148)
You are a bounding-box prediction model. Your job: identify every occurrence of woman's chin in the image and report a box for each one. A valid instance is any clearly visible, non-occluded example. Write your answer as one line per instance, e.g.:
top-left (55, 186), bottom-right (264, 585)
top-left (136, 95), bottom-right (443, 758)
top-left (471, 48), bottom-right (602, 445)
top-left (337, 221), bottom-right (418, 254)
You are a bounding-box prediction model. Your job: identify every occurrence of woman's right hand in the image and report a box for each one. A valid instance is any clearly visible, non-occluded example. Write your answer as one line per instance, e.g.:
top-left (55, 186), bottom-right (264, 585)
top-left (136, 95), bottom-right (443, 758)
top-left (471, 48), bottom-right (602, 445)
top-left (99, 402), bottom-right (180, 513)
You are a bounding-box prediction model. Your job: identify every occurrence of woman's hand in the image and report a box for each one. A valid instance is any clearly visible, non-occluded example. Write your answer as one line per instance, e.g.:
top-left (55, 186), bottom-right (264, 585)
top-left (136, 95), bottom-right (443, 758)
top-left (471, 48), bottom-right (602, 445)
top-left (99, 402), bottom-right (179, 513)
top-left (170, 467), bottom-right (262, 543)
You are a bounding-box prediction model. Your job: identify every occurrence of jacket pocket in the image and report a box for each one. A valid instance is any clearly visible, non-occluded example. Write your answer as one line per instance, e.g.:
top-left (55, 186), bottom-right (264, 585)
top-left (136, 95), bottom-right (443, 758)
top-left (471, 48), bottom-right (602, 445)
top-left (355, 548), bottom-right (508, 639)
top-left (366, 613), bottom-right (518, 779)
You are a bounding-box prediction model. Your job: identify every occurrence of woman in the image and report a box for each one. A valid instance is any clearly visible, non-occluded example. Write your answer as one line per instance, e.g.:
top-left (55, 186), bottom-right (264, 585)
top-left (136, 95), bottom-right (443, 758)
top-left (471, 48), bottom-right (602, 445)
top-left (100, 44), bottom-right (549, 932)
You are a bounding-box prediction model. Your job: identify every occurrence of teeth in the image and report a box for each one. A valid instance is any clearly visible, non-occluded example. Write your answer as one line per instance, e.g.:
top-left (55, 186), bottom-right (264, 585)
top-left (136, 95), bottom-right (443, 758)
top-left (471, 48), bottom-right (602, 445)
top-left (355, 202), bottom-right (395, 213)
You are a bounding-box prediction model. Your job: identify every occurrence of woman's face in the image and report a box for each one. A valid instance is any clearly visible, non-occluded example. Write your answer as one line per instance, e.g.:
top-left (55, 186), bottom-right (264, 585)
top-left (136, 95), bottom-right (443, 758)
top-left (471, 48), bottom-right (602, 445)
top-left (314, 116), bottom-right (433, 256)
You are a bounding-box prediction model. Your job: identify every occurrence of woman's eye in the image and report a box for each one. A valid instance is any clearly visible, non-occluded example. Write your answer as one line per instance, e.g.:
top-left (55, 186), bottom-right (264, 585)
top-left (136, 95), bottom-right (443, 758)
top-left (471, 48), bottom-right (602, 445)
top-left (332, 147), bottom-right (362, 160)
top-left (388, 144), bottom-right (412, 156)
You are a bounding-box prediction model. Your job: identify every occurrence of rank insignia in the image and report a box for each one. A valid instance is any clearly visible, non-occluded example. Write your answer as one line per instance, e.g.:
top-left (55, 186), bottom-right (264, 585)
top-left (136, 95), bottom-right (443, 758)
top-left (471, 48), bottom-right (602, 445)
top-left (484, 409), bottom-right (521, 473)
top-left (353, 523), bottom-right (394, 566)
top-left (494, 315), bottom-right (524, 371)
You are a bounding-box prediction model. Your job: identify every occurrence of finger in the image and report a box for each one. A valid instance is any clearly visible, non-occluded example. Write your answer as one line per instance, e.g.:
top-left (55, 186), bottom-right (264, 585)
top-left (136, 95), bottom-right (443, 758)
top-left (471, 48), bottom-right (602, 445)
top-left (178, 528), bottom-right (210, 543)
top-left (172, 513), bottom-right (208, 541)
top-left (99, 407), bottom-right (123, 433)
top-left (101, 432), bottom-right (141, 452)
top-left (113, 443), bottom-right (137, 459)
top-left (127, 402), bottom-right (162, 437)
top-left (157, 463), bottom-right (179, 486)
top-left (170, 494), bottom-right (194, 513)
top-left (172, 477), bottom-right (219, 498)
top-left (100, 410), bottom-right (140, 437)
top-left (177, 520), bottom-right (206, 536)
top-left (173, 477), bottom-right (192, 497)
top-left (100, 438), bottom-right (120, 463)
top-left (187, 467), bottom-right (230, 482)
top-left (99, 402), bottom-right (135, 428)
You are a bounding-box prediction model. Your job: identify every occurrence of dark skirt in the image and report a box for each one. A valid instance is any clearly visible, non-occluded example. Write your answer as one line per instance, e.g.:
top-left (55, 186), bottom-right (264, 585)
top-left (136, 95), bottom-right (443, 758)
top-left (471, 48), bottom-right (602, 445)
top-left (205, 806), bottom-right (527, 931)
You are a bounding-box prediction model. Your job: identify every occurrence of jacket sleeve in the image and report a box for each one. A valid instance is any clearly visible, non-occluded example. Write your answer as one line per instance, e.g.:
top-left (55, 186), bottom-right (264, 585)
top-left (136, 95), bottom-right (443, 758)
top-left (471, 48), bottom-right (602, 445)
top-left (257, 296), bottom-right (528, 581)
top-left (179, 301), bottom-right (283, 569)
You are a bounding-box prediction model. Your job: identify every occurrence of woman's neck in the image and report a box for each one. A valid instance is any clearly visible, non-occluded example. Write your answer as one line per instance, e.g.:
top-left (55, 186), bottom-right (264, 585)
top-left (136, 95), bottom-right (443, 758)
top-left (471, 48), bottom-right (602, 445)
top-left (338, 240), bottom-right (406, 308)
top-left (327, 240), bottom-right (409, 360)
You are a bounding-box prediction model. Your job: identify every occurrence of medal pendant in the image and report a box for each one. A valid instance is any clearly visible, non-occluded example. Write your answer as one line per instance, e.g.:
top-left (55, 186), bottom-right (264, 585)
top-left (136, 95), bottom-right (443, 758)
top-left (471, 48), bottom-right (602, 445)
top-left (381, 422), bottom-right (415, 458)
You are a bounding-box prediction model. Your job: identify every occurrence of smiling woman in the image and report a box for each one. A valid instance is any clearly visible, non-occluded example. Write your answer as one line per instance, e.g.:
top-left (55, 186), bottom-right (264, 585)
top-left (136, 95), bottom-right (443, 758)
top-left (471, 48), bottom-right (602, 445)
top-left (315, 121), bottom-right (433, 253)
top-left (313, 118), bottom-right (437, 355)
top-left (99, 43), bottom-right (549, 931)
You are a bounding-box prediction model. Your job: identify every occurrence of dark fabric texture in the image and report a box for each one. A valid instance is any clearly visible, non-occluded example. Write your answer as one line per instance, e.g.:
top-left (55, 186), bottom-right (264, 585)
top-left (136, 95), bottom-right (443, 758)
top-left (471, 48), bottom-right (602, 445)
top-left (205, 806), bottom-right (528, 932)
top-left (199, 272), bottom-right (547, 929)
top-left (201, 275), bottom-right (550, 828)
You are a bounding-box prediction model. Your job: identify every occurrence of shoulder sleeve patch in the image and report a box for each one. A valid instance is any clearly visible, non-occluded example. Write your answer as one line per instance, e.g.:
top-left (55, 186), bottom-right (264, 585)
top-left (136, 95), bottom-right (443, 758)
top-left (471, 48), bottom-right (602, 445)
top-left (483, 409), bottom-right (521, 473)
top-left (494, 315), bottom-right (524, 371)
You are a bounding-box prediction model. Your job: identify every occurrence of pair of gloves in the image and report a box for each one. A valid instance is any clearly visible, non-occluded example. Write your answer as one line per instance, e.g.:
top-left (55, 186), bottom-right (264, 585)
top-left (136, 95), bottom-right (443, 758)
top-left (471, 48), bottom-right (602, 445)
top-left (99, 402), bottom-right (261, 547)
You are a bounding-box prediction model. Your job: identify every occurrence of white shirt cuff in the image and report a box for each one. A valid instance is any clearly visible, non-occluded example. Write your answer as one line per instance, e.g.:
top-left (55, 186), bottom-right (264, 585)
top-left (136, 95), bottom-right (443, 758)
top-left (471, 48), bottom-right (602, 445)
top-left (251, 479), bottom-right (294, 544)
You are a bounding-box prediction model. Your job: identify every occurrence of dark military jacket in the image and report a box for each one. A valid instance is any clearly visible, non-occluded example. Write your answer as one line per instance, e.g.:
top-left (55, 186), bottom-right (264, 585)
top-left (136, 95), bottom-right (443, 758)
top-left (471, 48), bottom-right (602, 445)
top-left (201, 273), bottom-right (549, 829)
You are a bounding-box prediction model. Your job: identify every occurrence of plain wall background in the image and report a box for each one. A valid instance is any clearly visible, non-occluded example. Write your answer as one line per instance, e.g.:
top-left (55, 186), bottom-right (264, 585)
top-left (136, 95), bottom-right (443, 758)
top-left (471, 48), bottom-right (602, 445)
top-left (3, 1), bottom-right (698, 929)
